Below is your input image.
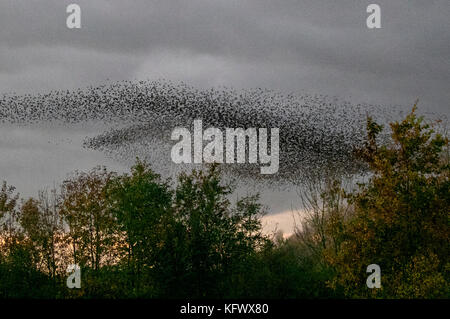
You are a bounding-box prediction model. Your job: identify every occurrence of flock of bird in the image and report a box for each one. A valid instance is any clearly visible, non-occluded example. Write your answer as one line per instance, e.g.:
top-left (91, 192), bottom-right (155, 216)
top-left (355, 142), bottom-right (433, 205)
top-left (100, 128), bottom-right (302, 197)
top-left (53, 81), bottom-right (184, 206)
top-left (0, 80), bottom-right (408, 187)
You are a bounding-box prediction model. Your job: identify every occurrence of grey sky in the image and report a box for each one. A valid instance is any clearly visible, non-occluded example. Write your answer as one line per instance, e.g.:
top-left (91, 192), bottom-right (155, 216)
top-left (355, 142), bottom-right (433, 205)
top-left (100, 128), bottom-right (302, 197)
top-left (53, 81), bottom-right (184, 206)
top-left (0, 1), bottom-right (449, 234)
top-left (0, 0), bottom-right (449, 113)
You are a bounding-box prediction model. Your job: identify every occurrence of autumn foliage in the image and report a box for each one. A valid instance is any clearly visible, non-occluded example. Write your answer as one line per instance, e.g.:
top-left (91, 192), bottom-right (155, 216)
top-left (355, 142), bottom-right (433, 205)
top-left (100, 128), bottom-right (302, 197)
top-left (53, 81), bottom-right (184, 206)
top-left (0, 107), bottom-right (448, 298)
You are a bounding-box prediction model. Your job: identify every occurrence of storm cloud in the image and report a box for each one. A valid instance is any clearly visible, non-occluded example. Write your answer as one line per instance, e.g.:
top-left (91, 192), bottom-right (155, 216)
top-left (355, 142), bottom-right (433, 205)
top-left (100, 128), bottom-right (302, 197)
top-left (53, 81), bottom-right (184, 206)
top-left (0, 1), bottom-right (448, 216)
top-left (0, 0), bottom-right (449, 113)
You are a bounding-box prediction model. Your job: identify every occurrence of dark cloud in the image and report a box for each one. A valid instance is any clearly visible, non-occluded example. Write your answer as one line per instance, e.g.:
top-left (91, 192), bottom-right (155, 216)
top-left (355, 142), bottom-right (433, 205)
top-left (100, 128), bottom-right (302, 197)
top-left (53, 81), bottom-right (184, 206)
top-left (0, 0), bottom-right (448, 114)
top-left (1, 1), bottom-right (449, 214)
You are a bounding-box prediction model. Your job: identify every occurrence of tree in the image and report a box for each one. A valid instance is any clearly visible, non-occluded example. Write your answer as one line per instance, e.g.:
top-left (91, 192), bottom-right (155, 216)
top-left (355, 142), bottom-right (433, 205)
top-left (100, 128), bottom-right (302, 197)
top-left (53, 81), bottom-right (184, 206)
top-left (0, 182), bottom-right (58, 298)
top-left (171, 164), bottom-right (268, 298)
top-left (0, 181), bottom-right (19, 252)
top-left (295, 172), bottom-right (352, 265)
top-left (106, 159), bottom-right (173, 296)
top-left (328, 106), bottom-right (449, 298)
top-left (19, 189), bottom-right (63, 281)
top-left (0, 182), bottom-right (18, 219)
top-left (60, 167), bottom-right (118, 272)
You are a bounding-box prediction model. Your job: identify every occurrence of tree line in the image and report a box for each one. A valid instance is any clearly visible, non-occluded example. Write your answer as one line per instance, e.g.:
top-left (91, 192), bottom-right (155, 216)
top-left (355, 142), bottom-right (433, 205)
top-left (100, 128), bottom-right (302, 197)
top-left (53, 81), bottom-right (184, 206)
top-left (0, 107), bottom-right (448, 298)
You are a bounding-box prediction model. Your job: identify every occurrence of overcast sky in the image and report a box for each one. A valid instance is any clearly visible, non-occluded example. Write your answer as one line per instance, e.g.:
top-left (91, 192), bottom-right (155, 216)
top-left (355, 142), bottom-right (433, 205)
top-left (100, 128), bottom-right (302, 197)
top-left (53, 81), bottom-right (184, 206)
top-left (0, 0), bottom-right (449, 113)
top-left (0, 1), bottom-right (449, 234)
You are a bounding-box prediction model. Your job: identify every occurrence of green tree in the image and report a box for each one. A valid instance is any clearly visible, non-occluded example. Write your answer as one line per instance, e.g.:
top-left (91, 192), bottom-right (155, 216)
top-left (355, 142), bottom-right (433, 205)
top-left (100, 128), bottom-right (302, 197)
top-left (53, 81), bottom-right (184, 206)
top-left (106, 159), bottom-right (173, 297)
top-left (328, 106), bottom-right (449, 298)
top-left (171, 165), bottom-right (268, 298)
